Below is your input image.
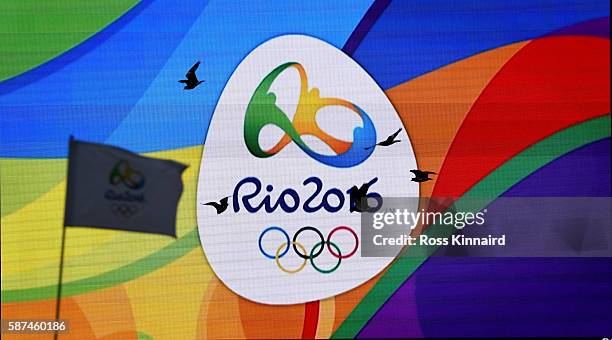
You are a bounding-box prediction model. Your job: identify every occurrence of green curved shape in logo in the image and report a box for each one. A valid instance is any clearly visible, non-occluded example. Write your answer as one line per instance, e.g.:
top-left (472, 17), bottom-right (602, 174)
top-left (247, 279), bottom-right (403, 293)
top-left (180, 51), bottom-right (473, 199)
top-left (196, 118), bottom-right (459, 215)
top-left (244, 62), bottom-right (377, 168)
top-left (109, 160), bottom-right (145, 190)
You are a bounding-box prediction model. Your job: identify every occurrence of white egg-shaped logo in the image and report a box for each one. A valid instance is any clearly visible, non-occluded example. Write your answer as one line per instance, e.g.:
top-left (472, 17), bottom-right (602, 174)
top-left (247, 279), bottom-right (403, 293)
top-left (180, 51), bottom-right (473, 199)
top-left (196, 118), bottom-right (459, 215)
top-left (197, 35), bottom-right (418, 305)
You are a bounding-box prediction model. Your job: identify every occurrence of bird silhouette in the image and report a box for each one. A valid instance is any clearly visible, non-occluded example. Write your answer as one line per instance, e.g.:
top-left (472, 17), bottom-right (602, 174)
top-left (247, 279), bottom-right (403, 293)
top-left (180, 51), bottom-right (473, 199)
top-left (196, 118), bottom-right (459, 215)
top-left (349, 177), bottom-right (379, 212)
top-left (202, 196), bottom-right (229, 214)
top-left (365, 128), bottom-right (402, 150)
top-left (410, 170), bottom-right (436, 183)
top-left (178, 61), bottom-right (204, 90)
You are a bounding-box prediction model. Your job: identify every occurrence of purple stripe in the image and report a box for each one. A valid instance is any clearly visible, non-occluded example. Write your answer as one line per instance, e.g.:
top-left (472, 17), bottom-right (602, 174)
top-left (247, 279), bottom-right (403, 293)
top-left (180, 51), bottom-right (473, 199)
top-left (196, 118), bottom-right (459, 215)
top-left (342, 0), bottom-right (391, 55)
top-left (358, 138), bottom-right (612, 338)
top-left (547, 16), bottom-right (610, 39)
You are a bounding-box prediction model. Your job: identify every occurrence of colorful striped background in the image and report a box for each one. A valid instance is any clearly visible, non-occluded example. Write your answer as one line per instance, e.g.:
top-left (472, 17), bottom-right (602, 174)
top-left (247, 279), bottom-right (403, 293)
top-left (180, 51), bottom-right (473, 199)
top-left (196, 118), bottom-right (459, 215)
top-left (1, 1), bottom-right (610, 338)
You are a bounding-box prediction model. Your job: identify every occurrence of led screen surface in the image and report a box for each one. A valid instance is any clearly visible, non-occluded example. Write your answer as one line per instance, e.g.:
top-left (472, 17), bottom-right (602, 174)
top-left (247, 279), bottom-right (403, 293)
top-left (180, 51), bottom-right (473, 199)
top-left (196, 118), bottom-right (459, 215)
top-left (1, 1), bottom-right (610, 339)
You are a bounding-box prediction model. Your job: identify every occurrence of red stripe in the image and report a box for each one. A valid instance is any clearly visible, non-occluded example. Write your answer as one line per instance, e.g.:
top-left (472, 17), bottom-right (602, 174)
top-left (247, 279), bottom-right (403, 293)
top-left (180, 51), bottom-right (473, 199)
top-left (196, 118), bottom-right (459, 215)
top-left (433, 36), bottom-right (610, 199)
top-left (302, 301), bottom-right (320, 339)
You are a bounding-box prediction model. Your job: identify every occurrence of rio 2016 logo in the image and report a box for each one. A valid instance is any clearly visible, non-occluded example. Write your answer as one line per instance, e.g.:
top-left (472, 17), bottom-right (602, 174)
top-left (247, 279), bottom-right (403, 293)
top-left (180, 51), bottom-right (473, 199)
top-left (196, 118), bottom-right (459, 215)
top-left (105, 160), bottom-right (145, 217)
top-left (109, 160), bottom-right (145, 190)
top-left (243, 62), bottom-right (377, 168)
top-left (197, 35), bottom-right (418, 305)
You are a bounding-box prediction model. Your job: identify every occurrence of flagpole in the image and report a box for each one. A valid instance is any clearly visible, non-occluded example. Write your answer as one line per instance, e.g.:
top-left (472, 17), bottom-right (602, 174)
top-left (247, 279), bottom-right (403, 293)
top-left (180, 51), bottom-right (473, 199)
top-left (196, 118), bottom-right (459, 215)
top-left (53, 225), bottom-right (67, 340)
top-left (55, 135), bottom-right (74, 340)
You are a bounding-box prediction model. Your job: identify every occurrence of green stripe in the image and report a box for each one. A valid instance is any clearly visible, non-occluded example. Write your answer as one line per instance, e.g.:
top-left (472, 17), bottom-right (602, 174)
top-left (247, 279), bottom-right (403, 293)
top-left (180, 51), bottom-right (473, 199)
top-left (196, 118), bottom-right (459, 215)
top-left (1, 228), bottom-right (200, 302)
top-left (332, 115), bottom-right (611, 338)
top-left (137, 331), bottom-right (155, 340)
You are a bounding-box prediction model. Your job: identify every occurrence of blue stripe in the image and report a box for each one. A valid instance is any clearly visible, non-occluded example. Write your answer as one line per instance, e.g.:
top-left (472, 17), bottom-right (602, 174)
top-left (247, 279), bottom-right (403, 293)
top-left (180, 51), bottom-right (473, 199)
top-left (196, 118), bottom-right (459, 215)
top-left (0, 0), bottom-right (154, 96)
top-left (0, 0), bottom-right (210, 157)
top-left (0, 0), bottom-right (373, 158)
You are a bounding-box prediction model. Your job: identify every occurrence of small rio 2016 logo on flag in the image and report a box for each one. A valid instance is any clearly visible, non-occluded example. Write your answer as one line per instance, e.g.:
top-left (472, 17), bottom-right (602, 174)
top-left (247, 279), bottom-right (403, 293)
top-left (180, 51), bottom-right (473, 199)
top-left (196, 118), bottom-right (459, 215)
top-left (106, 159), bottom-right (146, 218)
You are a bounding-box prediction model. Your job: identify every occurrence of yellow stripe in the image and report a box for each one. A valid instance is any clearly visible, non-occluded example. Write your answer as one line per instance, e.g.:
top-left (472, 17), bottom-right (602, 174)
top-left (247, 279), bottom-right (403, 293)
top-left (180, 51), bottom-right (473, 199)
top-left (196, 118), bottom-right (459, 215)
top-left (316, 297), bottom-right (336, 339)
top-left (1, 145), bottom-right (203, 291)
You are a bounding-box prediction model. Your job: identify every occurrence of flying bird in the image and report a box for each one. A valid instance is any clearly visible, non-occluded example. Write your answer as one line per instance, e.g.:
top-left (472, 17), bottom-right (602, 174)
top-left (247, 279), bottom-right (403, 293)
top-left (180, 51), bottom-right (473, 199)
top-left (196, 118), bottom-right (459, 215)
top-left (365, 128), bottom-right (402, 150)
top-left (349, 177), bottom-right (379, 212)
top-left (202, 196), bottom-right (229, 214)
top-left (178, 61), bottom-right (204, 90)
top-left (410, 170), bottom-right (436, 183)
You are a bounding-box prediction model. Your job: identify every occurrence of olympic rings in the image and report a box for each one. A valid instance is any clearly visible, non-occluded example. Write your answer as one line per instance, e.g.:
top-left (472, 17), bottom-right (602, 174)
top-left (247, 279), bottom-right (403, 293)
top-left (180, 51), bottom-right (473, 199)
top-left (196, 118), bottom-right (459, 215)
top-left (259, 226), bottom-right (290, 259)
top-left (292, 226), bottom-right (324, 259)
top-left (327, 226), bottom-right (359, 259)
top-left (310, 241), bottom-right (342, 274)
top-left (275, 242), bottom-right (308, 274)
top-left (259, 225), bottom-right (359, 274)
top-left (110, 203), bottom-right (139, 217)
